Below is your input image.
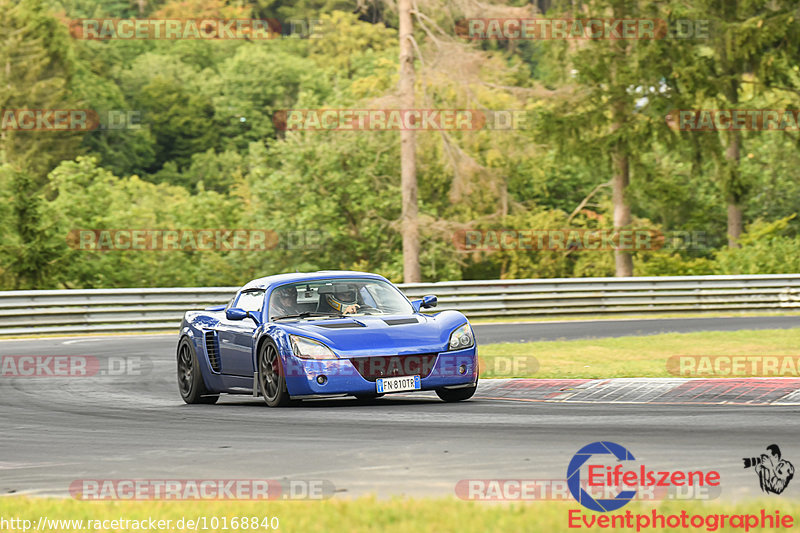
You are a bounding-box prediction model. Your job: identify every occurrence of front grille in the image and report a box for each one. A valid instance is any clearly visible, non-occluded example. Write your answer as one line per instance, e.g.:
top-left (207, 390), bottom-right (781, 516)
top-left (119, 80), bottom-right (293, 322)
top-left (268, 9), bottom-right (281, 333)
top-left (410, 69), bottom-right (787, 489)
top-left (205, 331), bottom-right (221, 372)
top-left (350, 354), bottom-right (437, 382)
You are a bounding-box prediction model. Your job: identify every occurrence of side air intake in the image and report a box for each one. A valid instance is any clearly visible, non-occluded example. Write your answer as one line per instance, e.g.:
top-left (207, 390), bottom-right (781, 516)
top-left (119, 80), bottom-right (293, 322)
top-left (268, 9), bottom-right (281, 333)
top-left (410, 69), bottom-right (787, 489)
top-left (204, 331), bottom-right (221, 372)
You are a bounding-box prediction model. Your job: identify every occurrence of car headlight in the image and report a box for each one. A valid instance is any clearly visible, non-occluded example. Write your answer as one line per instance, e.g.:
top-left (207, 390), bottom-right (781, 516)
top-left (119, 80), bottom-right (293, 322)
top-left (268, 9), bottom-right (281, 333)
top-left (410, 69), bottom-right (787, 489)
top-left (290, 335), bottom-right (338, 360)
top-left (448, 323), bottom-right (474, 350)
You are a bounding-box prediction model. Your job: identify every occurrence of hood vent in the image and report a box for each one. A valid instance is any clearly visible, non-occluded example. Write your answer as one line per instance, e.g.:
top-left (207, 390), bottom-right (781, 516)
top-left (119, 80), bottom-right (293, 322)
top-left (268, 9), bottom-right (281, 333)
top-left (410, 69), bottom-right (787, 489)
top-left (382, 318), bottom-right (419, 326)
top-left (315, 322), bottom-right (365, 329)
top-left (205, 331), bottom-right (221, 372)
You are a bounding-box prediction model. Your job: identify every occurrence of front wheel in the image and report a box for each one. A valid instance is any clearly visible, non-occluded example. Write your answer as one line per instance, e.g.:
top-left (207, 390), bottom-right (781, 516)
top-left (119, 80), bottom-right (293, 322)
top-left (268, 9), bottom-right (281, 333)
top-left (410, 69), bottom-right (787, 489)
top-left (258, 339), bottom-right (292, 407)
top-left (177, 338), bottom-right (219, 405)
top-left (436, 383), bottom-right (477, 402)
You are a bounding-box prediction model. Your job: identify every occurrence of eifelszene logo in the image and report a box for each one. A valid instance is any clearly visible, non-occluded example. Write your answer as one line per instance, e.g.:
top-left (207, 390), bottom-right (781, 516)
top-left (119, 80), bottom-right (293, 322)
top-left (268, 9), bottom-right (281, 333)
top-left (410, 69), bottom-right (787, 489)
top-left (567, 441), bottom-right (721, 512)
top-left (743, 445), bottom-right (794, 495)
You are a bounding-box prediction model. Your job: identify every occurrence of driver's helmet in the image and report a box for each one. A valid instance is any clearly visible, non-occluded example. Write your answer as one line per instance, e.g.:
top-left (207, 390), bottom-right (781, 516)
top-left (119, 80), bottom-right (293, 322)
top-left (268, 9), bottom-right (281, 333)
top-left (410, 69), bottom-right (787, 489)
top-left (326, 284), bottom-right (358, 312)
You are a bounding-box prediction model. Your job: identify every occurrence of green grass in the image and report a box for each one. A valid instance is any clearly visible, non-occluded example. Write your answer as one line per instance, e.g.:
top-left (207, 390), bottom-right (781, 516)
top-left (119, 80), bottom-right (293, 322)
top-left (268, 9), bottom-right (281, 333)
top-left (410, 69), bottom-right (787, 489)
top-left (1, 496), bottom-right (799, 532)
top-left (479, 328), bottom-right (800, 379)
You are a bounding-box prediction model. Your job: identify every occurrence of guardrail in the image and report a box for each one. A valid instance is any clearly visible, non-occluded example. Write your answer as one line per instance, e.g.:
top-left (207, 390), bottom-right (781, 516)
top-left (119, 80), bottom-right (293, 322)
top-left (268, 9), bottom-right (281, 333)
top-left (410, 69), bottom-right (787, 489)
top-left (0, 274), bottom-right (798, 336)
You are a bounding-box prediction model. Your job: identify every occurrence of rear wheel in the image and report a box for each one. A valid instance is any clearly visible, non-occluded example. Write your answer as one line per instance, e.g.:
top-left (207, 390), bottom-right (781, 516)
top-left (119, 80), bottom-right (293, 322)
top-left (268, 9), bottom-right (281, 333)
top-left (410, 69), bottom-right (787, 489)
top-left (436, 383), bottom-right (477, 402)
top-left (258, 339), bottom-right (292, 407)
top-left (177, 338), bottom-right (219, 405)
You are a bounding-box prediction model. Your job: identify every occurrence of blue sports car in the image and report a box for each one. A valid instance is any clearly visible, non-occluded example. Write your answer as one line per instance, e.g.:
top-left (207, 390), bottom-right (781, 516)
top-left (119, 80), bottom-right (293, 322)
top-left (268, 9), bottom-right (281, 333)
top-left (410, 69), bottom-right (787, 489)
top-left (177, 271), bottom-right (478, 406)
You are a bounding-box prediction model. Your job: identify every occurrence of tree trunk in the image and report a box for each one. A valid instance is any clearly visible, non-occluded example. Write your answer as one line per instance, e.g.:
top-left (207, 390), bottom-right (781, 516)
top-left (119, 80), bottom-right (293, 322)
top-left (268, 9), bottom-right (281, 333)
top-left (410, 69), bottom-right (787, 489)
top-left (725, 129), bottom-right (742, 247)
top-left (612, 147), bottom-right (633, 277)
top-left (727, 203), bottom-right (743, 247)
top-left (398, 0), bottom-right (420, 282)
top-left (609, 1), bottom-right (633, 277)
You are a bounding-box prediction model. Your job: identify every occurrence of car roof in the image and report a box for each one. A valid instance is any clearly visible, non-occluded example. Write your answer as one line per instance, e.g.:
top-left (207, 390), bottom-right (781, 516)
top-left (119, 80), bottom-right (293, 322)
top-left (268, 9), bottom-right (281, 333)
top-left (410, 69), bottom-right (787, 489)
top-left (241, 271), bottom-right (389, 291)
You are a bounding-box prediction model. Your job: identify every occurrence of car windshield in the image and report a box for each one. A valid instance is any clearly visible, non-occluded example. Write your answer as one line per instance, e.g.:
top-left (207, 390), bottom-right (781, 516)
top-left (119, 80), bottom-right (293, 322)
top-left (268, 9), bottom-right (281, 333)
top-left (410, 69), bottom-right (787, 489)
top-left (268, 278), bottom-right (413, 320)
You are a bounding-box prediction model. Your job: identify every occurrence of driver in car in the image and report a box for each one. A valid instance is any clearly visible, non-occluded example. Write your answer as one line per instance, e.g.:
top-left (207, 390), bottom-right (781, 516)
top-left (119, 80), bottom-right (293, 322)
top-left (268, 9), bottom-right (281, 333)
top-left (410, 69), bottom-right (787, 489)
top-left (325, 285), bottom-right (360, 315)
top-left (270, 285), bottom-right (299, 318)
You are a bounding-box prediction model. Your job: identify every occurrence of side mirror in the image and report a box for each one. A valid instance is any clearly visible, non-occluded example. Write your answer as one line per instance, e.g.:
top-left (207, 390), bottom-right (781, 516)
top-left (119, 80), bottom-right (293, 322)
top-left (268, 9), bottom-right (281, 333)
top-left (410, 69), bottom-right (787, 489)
top-left (421, 295), bottom-right (438, 309)
top-left (226, 308), bottom-right (248, 320)
top-left (412, 295), bottom-right (438, 312)
top-left (226, 307), bottom-right (260, 325)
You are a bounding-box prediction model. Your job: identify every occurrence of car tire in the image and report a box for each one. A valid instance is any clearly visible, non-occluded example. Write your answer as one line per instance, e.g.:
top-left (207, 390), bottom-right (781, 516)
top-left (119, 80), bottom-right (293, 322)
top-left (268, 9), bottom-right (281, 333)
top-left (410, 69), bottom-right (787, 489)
top-left (436, 383), bottom-right (477, 402)
top-left (177, 337), bottom-right (219, 405)
top-left (258, 339), bottom-right (292, 407)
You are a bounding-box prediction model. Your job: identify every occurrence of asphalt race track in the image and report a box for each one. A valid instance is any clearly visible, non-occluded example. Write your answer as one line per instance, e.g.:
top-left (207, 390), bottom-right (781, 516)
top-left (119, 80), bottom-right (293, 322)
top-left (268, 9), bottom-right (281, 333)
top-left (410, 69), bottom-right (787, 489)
top-left (1, 316), bottom-right (799, 501)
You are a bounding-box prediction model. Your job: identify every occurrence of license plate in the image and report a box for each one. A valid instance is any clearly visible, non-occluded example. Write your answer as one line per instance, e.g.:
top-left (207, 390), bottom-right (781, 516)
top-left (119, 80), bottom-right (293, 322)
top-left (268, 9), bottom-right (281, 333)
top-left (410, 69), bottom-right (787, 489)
top-left (376, 375), bottom-right (420, 393)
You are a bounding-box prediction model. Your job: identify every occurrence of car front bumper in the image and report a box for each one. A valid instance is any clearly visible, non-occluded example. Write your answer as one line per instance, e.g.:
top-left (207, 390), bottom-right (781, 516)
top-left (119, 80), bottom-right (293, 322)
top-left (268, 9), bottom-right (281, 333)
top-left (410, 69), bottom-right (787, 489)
top-left (283, 347), bottom-right (478, 398)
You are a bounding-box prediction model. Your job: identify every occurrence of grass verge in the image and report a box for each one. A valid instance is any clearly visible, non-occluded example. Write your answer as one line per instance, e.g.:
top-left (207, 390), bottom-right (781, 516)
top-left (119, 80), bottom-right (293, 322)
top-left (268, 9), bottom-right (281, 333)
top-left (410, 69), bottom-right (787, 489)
top-left (479, 328), bottom-right (800, 379)
top-left (1, 496), bottom-right (799, 533)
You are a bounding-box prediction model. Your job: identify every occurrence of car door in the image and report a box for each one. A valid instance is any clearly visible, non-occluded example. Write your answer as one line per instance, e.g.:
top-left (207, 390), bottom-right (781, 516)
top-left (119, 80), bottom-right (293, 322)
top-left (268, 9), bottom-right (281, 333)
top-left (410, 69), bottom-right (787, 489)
top-left (217, 289), bottom-right (264, 377)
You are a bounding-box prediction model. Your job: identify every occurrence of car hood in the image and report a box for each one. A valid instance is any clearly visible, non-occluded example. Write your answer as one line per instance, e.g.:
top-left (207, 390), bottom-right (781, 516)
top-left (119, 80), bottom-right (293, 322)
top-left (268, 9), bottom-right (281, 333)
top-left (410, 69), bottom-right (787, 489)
top-left (275, 311), bottom-right (469, 357)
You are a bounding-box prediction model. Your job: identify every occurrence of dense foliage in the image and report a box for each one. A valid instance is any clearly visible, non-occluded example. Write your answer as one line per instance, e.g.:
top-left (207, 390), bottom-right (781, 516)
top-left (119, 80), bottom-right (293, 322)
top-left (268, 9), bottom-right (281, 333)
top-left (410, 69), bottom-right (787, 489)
top-left (1, 0), bottom-right (798, 288)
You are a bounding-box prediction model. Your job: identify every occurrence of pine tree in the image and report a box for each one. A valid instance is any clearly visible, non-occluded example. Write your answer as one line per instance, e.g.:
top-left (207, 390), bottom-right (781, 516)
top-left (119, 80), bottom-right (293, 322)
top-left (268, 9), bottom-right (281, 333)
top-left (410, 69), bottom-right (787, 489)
top-left (672, 0), bottom-right (800, 247)
top-left (536, 0), bottom-right (672, 276)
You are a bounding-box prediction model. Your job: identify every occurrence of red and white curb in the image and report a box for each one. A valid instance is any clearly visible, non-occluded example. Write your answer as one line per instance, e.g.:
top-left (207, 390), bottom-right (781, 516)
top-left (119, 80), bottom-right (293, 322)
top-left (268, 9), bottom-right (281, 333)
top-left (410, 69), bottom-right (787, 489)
top-left (476, 378), bottom-right (800, 405)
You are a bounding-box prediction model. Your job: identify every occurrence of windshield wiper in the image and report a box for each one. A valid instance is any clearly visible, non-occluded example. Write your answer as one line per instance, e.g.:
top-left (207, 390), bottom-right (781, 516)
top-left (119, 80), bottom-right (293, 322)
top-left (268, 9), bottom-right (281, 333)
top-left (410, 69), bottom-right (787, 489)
top-left (273, 311), bottom-right (345, 321)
